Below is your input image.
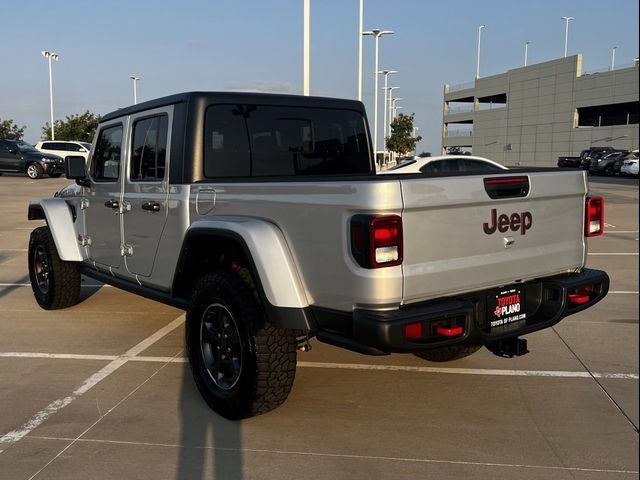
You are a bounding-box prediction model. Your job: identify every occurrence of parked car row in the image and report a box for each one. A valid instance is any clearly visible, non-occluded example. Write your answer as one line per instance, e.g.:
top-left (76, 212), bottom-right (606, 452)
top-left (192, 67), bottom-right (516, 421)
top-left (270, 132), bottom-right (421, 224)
top-left (557, 147), bottom-right (639, 177)
top-left (0, 139), bottom-right (91, 179)
top-left (589, 150), bottom-right (638, 176)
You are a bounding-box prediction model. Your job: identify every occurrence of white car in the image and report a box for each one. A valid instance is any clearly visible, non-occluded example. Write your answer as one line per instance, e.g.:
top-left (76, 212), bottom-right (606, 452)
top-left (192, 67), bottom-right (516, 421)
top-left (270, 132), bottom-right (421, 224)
top-left (379, 155), bottom-right (507, 174)
top-left (620, 151), bottom-right (639, 176)
top-left (34, 141), bottom-right (92, 161)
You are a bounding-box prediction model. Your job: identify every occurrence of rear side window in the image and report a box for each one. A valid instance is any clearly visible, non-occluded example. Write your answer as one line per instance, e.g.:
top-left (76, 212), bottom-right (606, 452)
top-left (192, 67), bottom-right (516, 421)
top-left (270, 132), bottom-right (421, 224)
top-left (460, 159), bottom-right (503, 172)
top-left (420, 160), bottom-right (460, 174)
top-left (91, 125), bottom-right (123, 181)
top-left (130, 115), bottom-right (168, 181)
top-left (204, 104), bottom-right (370, 178)
top-left (204, 106), bottom-right (251, 178)
top-left (67, 143), bottom-right (83, 152)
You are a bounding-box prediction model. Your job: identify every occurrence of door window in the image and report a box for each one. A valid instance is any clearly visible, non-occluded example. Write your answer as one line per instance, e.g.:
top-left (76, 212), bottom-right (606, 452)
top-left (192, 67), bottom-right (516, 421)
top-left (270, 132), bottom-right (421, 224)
top-left (91, 125), bottom-right (123, 181)
top-left (130, 115), bottom-right (168, 181)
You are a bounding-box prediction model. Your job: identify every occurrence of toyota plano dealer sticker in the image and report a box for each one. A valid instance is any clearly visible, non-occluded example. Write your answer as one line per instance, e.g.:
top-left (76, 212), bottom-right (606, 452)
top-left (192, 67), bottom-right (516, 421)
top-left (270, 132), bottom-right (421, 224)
top-left (489, 288), bottom-right (526, 328)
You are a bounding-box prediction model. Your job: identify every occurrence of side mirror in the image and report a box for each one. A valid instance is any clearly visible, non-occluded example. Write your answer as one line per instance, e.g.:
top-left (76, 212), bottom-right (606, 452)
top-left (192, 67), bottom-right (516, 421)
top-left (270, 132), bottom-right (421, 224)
top-left (65, 155), bottom-right (90, 187)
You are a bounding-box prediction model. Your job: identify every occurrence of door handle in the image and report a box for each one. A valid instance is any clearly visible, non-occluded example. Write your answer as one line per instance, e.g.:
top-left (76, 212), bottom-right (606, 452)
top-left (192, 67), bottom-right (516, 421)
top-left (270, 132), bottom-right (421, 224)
top-left (104, 199), bottom-right (119, 209)
top-left (141, 201), bottom-right (161, 212)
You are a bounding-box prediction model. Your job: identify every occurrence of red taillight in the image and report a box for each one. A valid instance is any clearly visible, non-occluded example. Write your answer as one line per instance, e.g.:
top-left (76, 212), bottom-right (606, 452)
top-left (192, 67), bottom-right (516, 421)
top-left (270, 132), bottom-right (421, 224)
top-left (404, 322), bottom-right (423, 340)
top-left (585, 196), bottom-right (604, 237)
top-left (351, 215), bottom-right (403, 268)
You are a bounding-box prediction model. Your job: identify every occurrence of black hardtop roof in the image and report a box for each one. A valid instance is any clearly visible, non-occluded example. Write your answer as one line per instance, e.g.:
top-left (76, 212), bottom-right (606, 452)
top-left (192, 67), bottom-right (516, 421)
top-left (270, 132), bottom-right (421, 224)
top-left (100, 91), bottom-right (366, 123)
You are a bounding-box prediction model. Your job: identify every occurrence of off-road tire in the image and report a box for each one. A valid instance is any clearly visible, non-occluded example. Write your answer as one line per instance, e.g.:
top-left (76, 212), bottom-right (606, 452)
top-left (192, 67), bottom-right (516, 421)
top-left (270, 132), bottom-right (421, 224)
top-left (186, 271), bottom-right (298, 419)
top-left (26, 163), bottom-right (43, 179)
top-left (414, 345), bottom-right (481, 362)
top-left (28, 226), bottom-right (81, 309)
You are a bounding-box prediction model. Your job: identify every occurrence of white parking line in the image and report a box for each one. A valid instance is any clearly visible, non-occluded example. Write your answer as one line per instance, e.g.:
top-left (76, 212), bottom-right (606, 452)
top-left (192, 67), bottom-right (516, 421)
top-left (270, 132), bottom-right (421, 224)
top-left (0, 315), bottom-right (185, 447)
top-left (297, 362), bottom-right (639, 380)
top-left (0, 283), bottom-right (109, 288)
top-left (0, 352), bottom-right (636, 380)
top-left (24, 435), bottom-right (640, 476)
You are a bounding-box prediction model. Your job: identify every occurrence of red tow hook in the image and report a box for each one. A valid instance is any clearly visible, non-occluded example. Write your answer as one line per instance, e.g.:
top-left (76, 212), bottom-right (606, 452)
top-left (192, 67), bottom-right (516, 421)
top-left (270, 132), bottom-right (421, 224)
top-left (568, 285), bottom-right (593, 305)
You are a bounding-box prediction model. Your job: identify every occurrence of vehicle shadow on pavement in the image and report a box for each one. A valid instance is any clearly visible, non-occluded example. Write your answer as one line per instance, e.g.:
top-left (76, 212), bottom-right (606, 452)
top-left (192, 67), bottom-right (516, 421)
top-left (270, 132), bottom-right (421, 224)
top-left (177, 362), bottom-right (243, 480)
top-left (0, 273), bottom-right (30, 302)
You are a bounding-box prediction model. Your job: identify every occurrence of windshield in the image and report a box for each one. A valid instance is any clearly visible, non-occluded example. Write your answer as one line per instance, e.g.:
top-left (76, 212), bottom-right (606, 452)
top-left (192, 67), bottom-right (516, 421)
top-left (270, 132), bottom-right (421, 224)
top-left (81, 142), bottom-right (92, 150)
top-left (13, 141), bottom-right (38, 152)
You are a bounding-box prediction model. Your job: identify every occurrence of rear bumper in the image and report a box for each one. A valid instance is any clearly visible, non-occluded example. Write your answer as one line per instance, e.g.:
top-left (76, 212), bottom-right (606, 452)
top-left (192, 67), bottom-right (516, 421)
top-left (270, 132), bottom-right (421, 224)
top-left (313, 268), bottom-right (609, 355)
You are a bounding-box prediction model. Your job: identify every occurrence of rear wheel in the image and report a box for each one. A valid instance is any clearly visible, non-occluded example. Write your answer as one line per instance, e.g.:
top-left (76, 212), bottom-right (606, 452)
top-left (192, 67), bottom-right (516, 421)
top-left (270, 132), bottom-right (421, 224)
top-left (414, 345), bottom-right (481, 362)
top-left (186, 271), bottom-right (298, 419)
top-left (26, 163), bottom-right (43, 179)
top-left (28, 226), bottom-right (81, 309)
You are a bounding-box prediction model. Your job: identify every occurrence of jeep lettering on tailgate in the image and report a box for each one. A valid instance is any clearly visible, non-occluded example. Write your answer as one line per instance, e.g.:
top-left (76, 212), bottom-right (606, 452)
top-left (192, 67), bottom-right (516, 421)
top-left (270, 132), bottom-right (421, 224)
top-left (483, 208), bottom-right (533, 235)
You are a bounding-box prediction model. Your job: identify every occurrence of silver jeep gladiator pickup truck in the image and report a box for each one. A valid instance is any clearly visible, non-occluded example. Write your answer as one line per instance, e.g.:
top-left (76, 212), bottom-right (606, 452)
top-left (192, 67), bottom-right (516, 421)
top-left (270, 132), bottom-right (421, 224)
top-left (27, 92), bottom-right (609, 419)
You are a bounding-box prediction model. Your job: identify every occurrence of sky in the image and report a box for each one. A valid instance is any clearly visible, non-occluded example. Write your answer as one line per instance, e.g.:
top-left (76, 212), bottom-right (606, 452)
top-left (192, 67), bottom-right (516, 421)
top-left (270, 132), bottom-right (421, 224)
top-left (1, 0), bottom-right (638, 154)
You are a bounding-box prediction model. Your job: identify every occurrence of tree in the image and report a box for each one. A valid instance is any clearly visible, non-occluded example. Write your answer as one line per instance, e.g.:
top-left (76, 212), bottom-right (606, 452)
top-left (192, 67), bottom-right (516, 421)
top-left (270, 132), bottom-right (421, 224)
top-left (386, 113), bottom-right (422, 156)
top-left (41, 111), bottom-right (101, 142)
top-left (447, 146), bottom-right (463, 155)
top-left (0, 119), bottom-right (26, 140)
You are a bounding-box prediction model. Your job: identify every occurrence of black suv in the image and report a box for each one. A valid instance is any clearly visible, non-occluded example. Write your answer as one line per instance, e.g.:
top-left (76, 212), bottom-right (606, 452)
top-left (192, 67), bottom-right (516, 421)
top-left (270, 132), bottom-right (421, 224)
top-left (0, 139), bottom-right (64, 179)
top-left (589, 150), bottom-right (628, 176)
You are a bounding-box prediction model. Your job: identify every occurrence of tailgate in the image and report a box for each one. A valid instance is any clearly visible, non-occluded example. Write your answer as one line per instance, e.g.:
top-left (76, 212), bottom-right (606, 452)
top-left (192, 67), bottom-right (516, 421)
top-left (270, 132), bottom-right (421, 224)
top-left (400, 171), bottom-right (587, 304)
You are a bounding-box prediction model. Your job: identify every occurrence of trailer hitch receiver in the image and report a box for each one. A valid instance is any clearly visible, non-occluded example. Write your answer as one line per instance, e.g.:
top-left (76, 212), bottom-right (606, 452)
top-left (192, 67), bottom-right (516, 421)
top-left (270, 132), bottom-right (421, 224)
top-left (487, 338), bottom-right (529, 358)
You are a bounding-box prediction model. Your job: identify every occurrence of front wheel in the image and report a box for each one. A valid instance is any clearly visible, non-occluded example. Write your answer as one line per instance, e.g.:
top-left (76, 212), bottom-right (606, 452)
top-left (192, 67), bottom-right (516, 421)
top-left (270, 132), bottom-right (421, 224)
top-left (414, 345), bottom-right (481, 362)
top-left (186, 271), bottom-right (298, 419)
top-left (26, 163), bottom-right (43, 179)
top-left (28, 226), bottom-right (81, 309)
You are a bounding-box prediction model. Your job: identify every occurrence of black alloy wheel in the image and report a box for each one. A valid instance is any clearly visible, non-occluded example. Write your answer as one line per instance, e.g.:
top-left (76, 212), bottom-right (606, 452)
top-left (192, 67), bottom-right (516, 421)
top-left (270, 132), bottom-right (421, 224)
top-left (199, 303), bottom-right (243, 391)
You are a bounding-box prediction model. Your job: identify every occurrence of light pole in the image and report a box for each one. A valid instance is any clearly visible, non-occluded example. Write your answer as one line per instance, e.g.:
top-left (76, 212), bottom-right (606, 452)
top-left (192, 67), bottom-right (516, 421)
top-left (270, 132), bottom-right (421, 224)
top-left (380, 70), bottom-right (397, 143)
top-left (41, 50), bottom-right (59, 140)
top-left (524, 41), bottom-right (530, 67)
top-left (476, 25), bottom-right (485, 79)
top-left (391, 98), bottom-right (402, 127)
top-left (357, 0), bottom-right (364, 101)
top-left (561, 16), bottom-right (574, 58)
top-left (413, 126), bottom-right (419, 156)
top-left (611, 46), bottom-right (617, 71)
top-left (130, 76), bottom-right (140, 104)
top-left (303, 0), bottom-right (310, 96)
top-left (387, 86), bottom-right (399, 143)
top-left (390, 98), bottom-right (401, 162)
top-left (363, 29), bottom-right (394, 165)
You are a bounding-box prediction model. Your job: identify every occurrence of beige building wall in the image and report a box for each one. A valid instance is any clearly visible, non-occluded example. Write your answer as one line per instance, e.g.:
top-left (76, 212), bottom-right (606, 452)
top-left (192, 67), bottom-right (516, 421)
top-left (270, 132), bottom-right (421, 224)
top-left (442, 55), bottom-right (639, 166)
